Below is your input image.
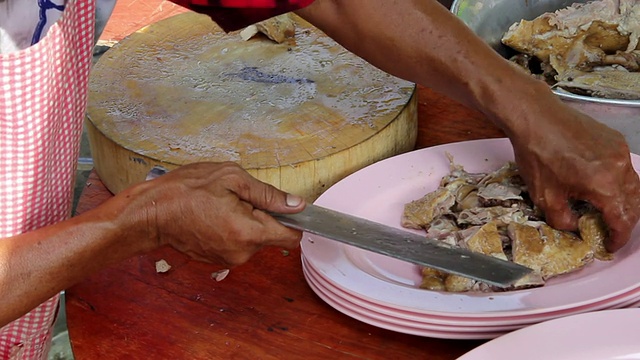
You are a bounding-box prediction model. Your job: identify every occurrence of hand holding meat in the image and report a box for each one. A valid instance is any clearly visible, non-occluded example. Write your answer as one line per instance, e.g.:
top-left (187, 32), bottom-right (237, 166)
top-left (116, 162), bottom-right (305, 266)
top-left (297, 0), bottom-right (640, 253)
top-left (508, 98), bottom-right (640, 252)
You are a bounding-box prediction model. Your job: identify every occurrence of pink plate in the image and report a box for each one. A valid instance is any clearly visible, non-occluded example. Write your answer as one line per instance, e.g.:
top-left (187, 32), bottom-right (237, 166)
top-left (457, 308), bottom-right (640, 360)
top-left (304, 260), bottom-right (640, 339)
top-left (303, 254), bottom-right (640, 328)
top-left (303, 258), bottom-right (523, 334)
top-left (301, 138), bottom-right (640, 317)
top-left (302, 265), bottom-right (507, 340)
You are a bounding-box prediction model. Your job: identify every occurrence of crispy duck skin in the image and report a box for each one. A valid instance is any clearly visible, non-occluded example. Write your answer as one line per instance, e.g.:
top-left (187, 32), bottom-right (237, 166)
top-left (579, 212), bottom-right (614, 260)
top-left (402, 187), bottom-right (455, 230)
top-left (509, 223), bottom-right (594, 279)
top-left (404, 154), bottom-right (613, 293)
top-left (501, 0), bottom-right (640, 99)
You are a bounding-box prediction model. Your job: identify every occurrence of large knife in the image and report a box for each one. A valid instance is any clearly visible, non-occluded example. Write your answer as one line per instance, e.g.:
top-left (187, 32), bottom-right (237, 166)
top-left (144, 166), bottom-right (532, 288)
top-left (271, 204), bottom-right (533, 288)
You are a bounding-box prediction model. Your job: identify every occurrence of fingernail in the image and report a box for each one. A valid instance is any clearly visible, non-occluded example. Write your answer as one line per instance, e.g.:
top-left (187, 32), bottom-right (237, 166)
top-left (286, 193), bottom-right (302, 207)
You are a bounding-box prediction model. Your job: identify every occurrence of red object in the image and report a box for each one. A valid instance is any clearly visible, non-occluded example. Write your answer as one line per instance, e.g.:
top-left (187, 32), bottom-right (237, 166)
top-left (167, 0), bottom-right (315, 31)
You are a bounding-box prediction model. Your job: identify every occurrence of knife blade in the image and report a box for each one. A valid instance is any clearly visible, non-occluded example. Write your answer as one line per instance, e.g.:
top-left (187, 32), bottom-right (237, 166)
top-left (271, 204), bottom-right (533, 288)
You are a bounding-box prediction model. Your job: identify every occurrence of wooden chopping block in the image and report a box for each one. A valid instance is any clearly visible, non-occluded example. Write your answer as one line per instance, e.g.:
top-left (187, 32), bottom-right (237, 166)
top-left (86, 12), bottom-right (417, 201)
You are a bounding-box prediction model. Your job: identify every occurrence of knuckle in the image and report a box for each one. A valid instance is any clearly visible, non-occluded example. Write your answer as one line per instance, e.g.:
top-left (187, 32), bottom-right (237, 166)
top-left (218, 161), bottom-right (243, 172)
top-left (218, 163), bottom-right (249, 186)
top-left (625, 172), bottom-right (640, 195)
top-left (219, 164), bottom-right (243, 180)
top-left (589, 171), bottom-right (618, 191)
top-left (614, 208), bottom-right (638, 229)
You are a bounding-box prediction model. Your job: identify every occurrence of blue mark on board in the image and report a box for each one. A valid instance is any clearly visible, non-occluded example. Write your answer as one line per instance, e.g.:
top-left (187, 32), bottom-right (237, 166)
top-left (229, 67), bottom-right (314, 85)
top-left (32, 0), bottom-right (65, 45)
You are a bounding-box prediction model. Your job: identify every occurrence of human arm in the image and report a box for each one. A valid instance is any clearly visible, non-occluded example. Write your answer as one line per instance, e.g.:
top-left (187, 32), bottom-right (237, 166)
top-left (0, 162), bottom-right (304, 327)
top-left (295, 0), bottom-right (640, 251)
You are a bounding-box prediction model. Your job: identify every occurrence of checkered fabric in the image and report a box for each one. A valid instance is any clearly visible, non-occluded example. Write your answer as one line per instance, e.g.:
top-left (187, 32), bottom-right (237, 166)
top-left (0, 0), bottom-right (95, 358)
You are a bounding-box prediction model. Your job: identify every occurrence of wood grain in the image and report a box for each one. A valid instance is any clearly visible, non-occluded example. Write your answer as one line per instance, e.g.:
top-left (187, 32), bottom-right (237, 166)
top-left (87, 12), bottom-right (417, 202)
top-left (416, 87), bottom-right (504, 148)
top-left (66, 85), bottom-right (505, 359)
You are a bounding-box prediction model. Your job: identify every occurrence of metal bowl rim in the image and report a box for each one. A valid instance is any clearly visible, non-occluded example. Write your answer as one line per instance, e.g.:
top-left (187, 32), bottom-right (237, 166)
top-left (450, 0), bottom-right (640, 108)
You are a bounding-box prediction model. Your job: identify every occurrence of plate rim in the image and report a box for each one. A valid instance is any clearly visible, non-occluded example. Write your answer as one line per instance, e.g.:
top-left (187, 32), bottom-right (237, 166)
top-left (301, 138), bottom-right (640, 316)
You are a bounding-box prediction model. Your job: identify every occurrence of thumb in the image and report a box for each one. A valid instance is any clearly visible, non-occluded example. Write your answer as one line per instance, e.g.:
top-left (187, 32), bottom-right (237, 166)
top-left (231, 174), bottom-right (306, 214)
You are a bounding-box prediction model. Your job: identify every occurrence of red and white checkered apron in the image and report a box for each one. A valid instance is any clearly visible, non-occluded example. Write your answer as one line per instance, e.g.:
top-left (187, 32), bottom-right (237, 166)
top-left (0, 0), bottom-right (95, 358)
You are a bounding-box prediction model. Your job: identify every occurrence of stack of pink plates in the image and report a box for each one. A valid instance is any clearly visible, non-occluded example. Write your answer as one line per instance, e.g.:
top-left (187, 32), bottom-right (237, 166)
top-left (300, 138), bottom-right (640, 340)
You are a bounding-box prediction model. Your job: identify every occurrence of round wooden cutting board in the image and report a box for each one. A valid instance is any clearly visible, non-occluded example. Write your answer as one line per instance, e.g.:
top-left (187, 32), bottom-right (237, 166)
top-left (86, 12), bottom-right (417, 201)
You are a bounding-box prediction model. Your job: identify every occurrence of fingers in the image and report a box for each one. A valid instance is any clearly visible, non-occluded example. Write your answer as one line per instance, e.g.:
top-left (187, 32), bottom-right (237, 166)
top-left (585, 199), bottom-right (634, 253)
top-left (542, 203), bottom-right (579, 232)
top-left (149, 162), bottom-right (306, 266)
top-left (538, 191), bottom-right (637, 253)
top-left (222, 197), bottom-right (302, 248)
top-left (603, 213), bottom-right (633, 253)
top-left (211, 207), bottom-right (301, 266)
top-left (537, 184), bottom-right (637, 253)
top-left (210, 166), bottom-right (304, 256)
top-left (538, 196), bottom-right (578, 231)
top-left (588, 175), bottom-right (640, 252)
top-left (217, 162), bottom-right (306, 214)
top-left (252, 208), bottom-right (303, 249)
top-left (508, 106), bottom-right (640, 254)
top-left (529, 184), bottom-right (579, 232)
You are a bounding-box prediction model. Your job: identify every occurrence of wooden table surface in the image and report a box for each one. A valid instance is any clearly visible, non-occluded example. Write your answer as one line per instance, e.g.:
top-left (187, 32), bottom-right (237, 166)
top-left (66, 85), bottom-right (506, 359)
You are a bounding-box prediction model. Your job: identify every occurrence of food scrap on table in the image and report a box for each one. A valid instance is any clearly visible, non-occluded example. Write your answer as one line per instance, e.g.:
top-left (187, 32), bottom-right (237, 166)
top-left (155, 259), bottom-right (172, 273)
top-left (402, 153), bottom-right (613, 293)
top-left (211, 269), bottom-right (230, 282)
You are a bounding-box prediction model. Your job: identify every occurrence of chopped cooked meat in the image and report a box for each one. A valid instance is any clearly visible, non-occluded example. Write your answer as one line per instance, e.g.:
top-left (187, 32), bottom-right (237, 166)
top-left (402, 187), bottom-right (456, 229)
top-left (477, 183), bottom-right (523, 202)
top-left (478, 162), bottom-right (522, 186)
top-left (425, 216), bottom-right (459, 237)
top-left (444, 274), bottom-right (477, 292)
top-left (456, 206), bottom-right (527, 226)
top-left (509, 223), bottom-right (594, 279)
top-left (240, 14), bottom-right (296, 44)
top-left (403, 155), bottom-right (614, 293)
top-left (501, 0), bottom-right (640, 99)
top-left (554, 68), bottom-right (640, 99)
top-left (463, 221), bottom-right (509, 261)
top-left (419, 267), bottom-right (447, 291)
top-left (579, 212), bottom-right (614, 260)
